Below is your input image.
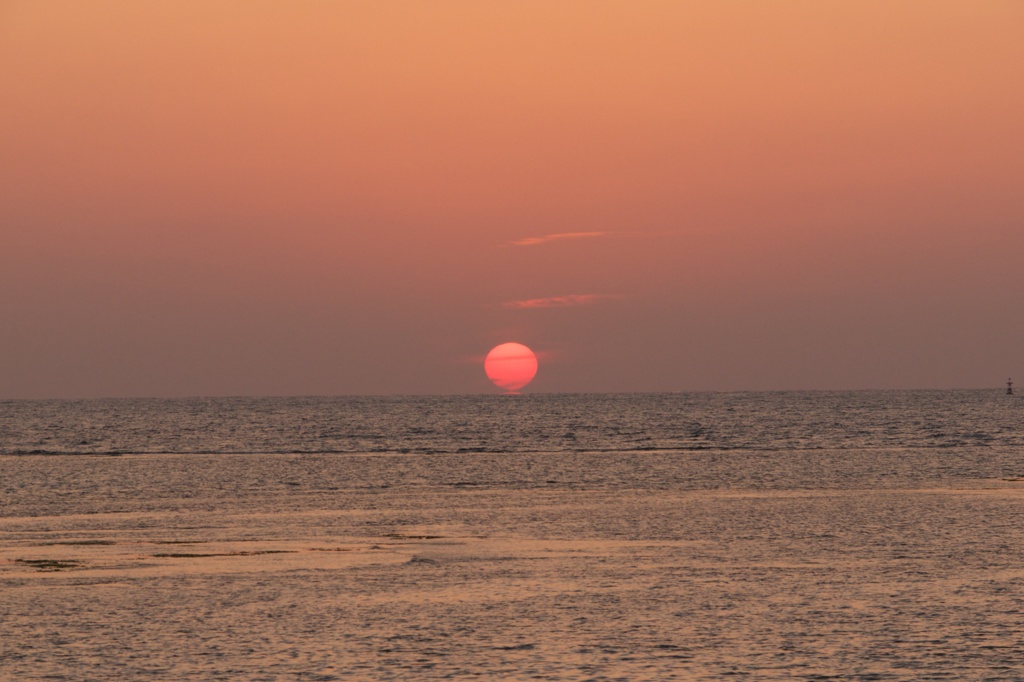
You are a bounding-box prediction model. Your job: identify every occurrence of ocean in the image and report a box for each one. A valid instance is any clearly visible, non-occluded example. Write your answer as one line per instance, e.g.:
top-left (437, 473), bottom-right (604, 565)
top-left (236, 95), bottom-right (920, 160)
top-left (2, 391), bottom-right (1023, 680)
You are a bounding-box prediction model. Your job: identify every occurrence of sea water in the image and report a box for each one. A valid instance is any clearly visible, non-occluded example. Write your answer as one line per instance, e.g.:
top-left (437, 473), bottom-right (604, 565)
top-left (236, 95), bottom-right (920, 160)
top-left (2, 391), bottom-right (1023, 679)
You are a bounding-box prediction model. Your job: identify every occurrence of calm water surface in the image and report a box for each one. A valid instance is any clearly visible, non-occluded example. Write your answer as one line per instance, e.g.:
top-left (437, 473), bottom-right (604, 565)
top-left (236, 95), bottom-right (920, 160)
top-left (2, 392), bottom-right (1023, 680)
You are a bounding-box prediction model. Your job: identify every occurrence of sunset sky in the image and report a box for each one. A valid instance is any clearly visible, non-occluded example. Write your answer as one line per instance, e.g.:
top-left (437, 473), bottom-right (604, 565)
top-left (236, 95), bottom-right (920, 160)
top-left (2, 1), bottom-right (1023, 398)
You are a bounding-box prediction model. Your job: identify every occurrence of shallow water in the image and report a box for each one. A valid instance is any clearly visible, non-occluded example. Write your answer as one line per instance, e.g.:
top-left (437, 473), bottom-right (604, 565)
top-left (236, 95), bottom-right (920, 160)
top-left (2, 393), bottom-right (1023, 679)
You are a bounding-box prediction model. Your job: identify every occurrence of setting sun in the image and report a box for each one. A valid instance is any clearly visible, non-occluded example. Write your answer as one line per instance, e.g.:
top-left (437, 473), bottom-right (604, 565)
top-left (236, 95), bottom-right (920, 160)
top-left (484, 342), bottom-right (538, 392)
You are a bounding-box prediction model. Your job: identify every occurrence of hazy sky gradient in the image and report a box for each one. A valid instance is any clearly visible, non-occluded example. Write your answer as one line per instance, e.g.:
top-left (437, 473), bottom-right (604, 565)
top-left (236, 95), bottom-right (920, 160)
top-left (2, 1), bottom-right (1023, 398)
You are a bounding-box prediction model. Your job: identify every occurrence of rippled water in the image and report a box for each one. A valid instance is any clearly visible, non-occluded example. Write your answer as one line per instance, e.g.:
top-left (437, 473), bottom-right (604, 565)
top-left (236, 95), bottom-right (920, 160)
top-left (3, 390), bottom-right (1023, 455)
top-left (2, 392), bottom-right (1023, 680)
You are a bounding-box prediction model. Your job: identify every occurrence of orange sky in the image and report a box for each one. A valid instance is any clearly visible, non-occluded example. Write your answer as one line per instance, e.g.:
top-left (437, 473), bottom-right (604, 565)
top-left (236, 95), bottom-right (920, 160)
top-left (2, 1), bottom-right (1023, 397)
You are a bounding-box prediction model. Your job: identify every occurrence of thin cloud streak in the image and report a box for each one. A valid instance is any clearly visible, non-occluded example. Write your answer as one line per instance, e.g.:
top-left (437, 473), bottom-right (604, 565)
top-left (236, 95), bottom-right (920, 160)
top-left (503, 294), bottom-right (622, 309)
top-left (507, 231), bottom-right (608, 247)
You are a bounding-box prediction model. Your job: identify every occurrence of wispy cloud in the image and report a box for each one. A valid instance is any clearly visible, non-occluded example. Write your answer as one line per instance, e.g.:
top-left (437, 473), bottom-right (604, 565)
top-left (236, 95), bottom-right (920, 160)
top-left (502, 294), bottom-right (622, 309)
top-left (507, 231), bottom-right (608, 247)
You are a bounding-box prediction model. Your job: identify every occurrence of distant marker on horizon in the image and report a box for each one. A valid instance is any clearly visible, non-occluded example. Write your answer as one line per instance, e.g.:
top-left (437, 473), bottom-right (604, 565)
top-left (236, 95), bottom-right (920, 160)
top-left (1009, 378), bottom-right (1014, 395)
